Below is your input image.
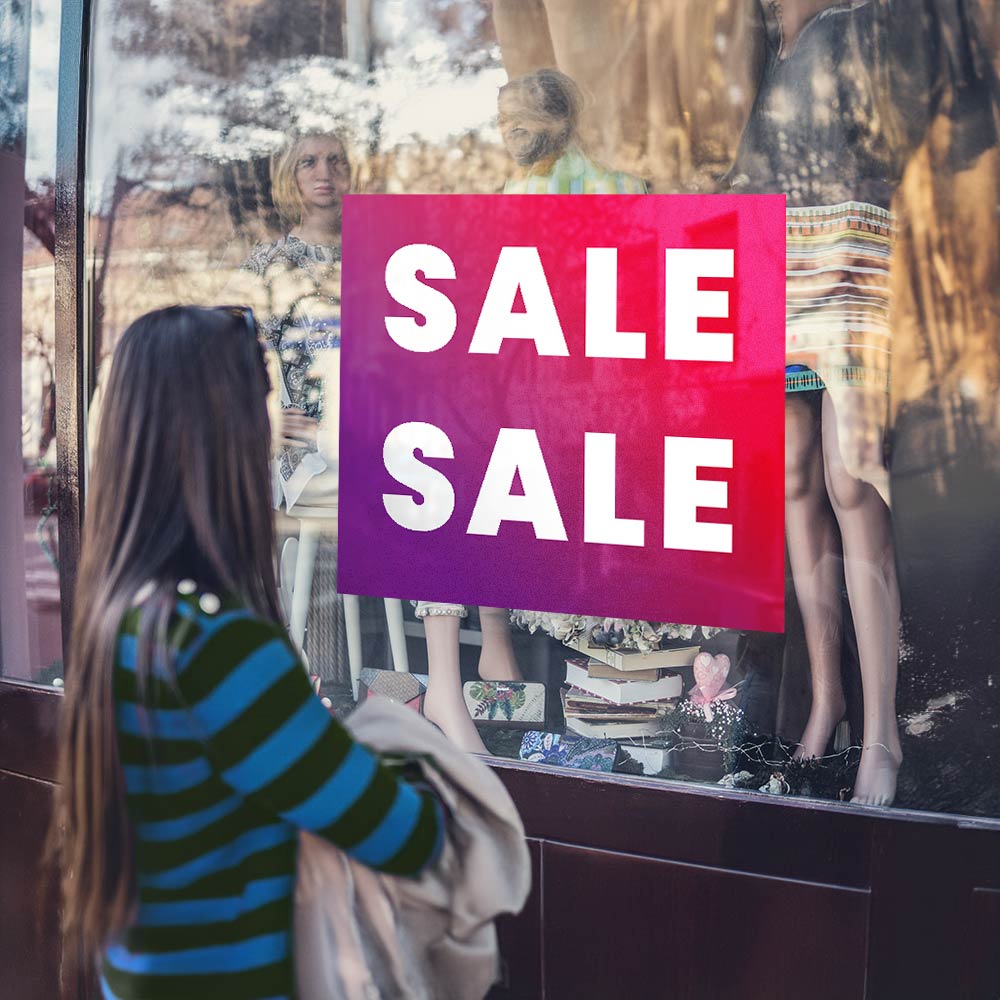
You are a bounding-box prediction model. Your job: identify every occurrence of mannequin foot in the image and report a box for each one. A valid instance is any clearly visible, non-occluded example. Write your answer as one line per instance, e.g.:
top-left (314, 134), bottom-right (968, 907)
top-left (477, 607), bottom-right (523, 681)
top-left (851, 740), bottom-right (902, 807)
top-left (477, 647), bottom-right (523, 682)
top-left (423, 686), bottom-right (489, 755)
top-left (792, 694), bottom-right (847, 760)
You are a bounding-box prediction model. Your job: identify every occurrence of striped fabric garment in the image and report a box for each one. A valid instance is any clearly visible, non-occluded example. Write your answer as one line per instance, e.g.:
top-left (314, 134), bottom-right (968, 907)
top-left (784, 201), bottom-right (894, 490)
top-left (102, 586), bottom-right (443, 1000)
top-left (503, 147), bottom-right (648, 195)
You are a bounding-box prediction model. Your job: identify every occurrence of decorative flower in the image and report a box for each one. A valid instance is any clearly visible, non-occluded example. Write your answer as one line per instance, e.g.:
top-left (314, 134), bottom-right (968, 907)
top-left (510, 611), bottom-right (722, 654)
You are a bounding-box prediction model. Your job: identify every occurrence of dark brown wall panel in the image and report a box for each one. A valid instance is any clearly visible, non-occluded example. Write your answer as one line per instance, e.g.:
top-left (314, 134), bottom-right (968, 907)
top-left (0, 683), bottom-right (61, 782)
top-left (966, 888), bottom-right (1000, 1000)
top-left (866, 820), bottom-right (1000, 1000)
top-left (541, 843), bottom-right (869, 1000)
top-left (0, 770), bottom-right (62, 1000)
top-left (491, 761), bottom-right (872, 888)
top-left (490, 838), bottom-right (543, 1000)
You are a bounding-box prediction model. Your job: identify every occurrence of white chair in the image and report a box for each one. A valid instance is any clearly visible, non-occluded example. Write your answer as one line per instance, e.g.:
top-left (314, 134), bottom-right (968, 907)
top-left (281, 508), bottom-right (409, 700)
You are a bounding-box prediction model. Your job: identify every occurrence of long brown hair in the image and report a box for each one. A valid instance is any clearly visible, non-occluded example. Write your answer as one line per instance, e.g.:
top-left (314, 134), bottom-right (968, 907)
top-left (48, 305), bottom-right (283, 979)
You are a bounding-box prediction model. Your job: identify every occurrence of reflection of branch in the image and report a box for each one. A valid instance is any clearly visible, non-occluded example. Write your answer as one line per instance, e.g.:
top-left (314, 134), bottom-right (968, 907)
top-left (92, 172), bottom-right (140, 365)
top-left (24, 183), bottom-right (55, 255)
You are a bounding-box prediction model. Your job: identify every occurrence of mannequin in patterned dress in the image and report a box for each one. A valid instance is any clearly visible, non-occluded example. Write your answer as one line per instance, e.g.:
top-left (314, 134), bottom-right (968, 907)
top-left (243, 133), bottom-right (351, 514)
top-left (728, 0), bottom-right (996, 804)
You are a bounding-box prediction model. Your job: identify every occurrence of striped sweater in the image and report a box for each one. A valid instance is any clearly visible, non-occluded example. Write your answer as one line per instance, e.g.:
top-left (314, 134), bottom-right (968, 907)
top-left (102, 586), bottom-right (443, 999)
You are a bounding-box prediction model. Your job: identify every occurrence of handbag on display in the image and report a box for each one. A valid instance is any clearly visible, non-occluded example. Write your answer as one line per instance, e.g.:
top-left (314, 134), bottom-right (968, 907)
top-left (462, 680), bottom-right (546, 728)
top-left (357, 668), bottom-right (428, 713)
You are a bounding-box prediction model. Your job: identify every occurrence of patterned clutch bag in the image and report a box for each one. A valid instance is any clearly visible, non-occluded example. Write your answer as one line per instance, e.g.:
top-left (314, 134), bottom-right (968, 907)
top-left (462, 680), bottom-right (546, 728)
top-left (519, 731), bottom-right (621, 773)
top-left (357, 669), bottom-right (428, 713)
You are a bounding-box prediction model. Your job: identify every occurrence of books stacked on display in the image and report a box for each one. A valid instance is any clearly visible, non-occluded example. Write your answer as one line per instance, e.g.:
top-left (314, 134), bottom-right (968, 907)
top-left (563, 634), bottom-right (701, 673)
top-left (561, 656), bottom-right (686, 739)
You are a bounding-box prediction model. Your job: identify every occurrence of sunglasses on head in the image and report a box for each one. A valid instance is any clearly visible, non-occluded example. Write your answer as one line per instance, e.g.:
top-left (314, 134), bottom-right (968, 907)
top-left (214, 305), bottom-right (272, 393)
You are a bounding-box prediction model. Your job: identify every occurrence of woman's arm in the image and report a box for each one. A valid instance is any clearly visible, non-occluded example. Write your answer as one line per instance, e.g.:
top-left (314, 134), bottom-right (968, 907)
top-left (177, 607), bottom-right (443, 876)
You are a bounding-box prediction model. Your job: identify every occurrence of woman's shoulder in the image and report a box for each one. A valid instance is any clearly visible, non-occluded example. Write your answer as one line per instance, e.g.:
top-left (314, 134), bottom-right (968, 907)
top-left (124, 580), bottom-right (284, 663)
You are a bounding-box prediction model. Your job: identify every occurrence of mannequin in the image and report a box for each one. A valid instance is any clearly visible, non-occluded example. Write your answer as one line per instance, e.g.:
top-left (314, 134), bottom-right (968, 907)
top-left (729, 0), bottom-right (997, 805)
top-left (417, 604), bottom-right (523, 755)
top-left (499, 69), bottom-right (647, 194)
top-left (243, 132), bottom-right (350, 511)
top-left (239, 132), bottom-right (351, 679)
top-left (417, 69), bottom-right (647, 754)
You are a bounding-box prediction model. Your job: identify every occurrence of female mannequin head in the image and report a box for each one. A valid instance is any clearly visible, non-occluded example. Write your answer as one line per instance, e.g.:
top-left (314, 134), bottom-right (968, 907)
top-left (271, 132), bottom-right (351, 236)
top-left (498, 68), bottom-right (582, 168)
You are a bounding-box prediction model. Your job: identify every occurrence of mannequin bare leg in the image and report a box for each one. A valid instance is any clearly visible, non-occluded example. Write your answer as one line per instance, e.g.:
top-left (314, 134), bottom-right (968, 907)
top-left (786, 395), bottom-right (847, 759)
top-left (421, 613), bottom-right (488, 755)
top-left (477, 606), bottom-right (524, 681)
top-left (821, 393), bottom-right (901, 806)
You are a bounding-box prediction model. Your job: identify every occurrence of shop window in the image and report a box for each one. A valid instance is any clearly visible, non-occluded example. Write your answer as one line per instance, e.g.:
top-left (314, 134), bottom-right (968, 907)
top-left (1, 0), bottom-right (64, 685)
top-left (84, 0), bottom-right (1000, 817)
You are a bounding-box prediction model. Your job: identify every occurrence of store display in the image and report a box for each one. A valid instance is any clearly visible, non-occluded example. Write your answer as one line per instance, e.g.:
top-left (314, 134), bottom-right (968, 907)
top-left (564, 658), bottom-right (683, 705)
top-left (686, 653), bottom-right (738, 723)
top-left (615, 744), bottom-right (673, 776)
top-left (563, 713), bottom-right (672, 741)
top-left (564, 635), bottom-right (700, 672)
top-left (585, 660), bottom-right (663, 683)
top-left (358, 668), bottom-right (428, 713)
top-left (463, 680), bottom-right (546, 728)
top-left (519, 731), bottom-right (621, 772)
top-left (561, 686), bottom-right (676, 723)
top-left (671, 723), bottom-right (729, 783)
top-left (64, 0), bottom-right (1000, 825)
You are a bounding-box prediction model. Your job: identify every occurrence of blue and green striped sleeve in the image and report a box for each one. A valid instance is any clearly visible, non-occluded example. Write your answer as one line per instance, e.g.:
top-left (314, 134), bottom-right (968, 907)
top-left (174, 608), bottom-right (443, 876)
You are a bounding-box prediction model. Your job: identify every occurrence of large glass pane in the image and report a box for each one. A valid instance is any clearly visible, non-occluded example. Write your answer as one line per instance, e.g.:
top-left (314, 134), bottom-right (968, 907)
top-left (84, 0), bottom-right (1000, 818)
top-left (0, 0), bottom-right (63, 685)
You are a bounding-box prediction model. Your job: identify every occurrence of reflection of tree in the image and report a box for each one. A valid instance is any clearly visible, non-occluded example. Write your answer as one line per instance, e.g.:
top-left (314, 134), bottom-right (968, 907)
top-left (22, 328), bottom-right (56, 461)
top-left (85, 0), bottom-right (510, 371)
top-left (24, 181), bottom-right (54, 254)
top-left (90, 168), bottom-right (138, 365)
top-left (0, 0), bottom-right (29, 153)
top-left (113, 0), bottom-right (345, 78)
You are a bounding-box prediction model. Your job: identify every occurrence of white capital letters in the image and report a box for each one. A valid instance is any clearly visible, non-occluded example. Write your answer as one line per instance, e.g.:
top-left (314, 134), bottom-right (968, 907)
top-left (584, 432), bottom-right (645, 546)
top-left (664, 248), bottom-right (734, 362)
top-left (585, 248), bottom-right (646, 359)
top-left (467, 428), bottom-right (568, 540)
top-left (469, 247), bottom-right (569, 356)
top-left (382, 422), bottom-right (455, 531)
top-left (663, 436), bottom-right (733, 553)
top-left (384, 243), bottom-right (457, 353)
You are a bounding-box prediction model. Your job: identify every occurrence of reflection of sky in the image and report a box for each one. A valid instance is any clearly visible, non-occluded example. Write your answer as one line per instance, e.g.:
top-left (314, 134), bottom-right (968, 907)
top-left (25, 0), bottom-right (61, 186)
top-left (86, 0), bottom-right (504, 211)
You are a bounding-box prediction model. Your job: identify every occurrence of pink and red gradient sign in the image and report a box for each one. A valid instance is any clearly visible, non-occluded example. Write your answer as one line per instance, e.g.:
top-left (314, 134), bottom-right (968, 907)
top-left (338, 194), bottom-right (785, 632)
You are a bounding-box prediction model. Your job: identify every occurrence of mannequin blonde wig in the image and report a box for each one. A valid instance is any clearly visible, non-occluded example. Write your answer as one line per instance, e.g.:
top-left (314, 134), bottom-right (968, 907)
top-left (270, 131), bottom-right (351, 227)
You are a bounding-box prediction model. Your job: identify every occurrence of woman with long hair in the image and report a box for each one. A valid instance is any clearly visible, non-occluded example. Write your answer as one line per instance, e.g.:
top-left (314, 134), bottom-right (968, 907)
top-left (47, 305), bottom-right (442, 998)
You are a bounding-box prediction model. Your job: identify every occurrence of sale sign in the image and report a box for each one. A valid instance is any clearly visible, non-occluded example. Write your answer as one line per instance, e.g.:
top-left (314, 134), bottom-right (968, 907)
top-left (338, 194), bottom-right (785, 632)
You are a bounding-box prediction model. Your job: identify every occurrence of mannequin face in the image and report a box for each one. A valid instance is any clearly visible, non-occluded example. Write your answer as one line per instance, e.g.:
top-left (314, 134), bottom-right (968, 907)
top-left (498, 87), bottom-right (569, 166)
top-left (294, 136), bottom-right (350, 214)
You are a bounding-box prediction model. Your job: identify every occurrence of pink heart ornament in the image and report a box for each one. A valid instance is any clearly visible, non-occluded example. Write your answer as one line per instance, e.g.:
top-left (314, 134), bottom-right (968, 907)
top-left (689, 653), bottom-right (734, 723)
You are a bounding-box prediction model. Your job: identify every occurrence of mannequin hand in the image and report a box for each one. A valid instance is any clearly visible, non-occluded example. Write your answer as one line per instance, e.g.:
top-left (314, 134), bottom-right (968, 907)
top-left (281, 408), bottom-right (320, 448)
